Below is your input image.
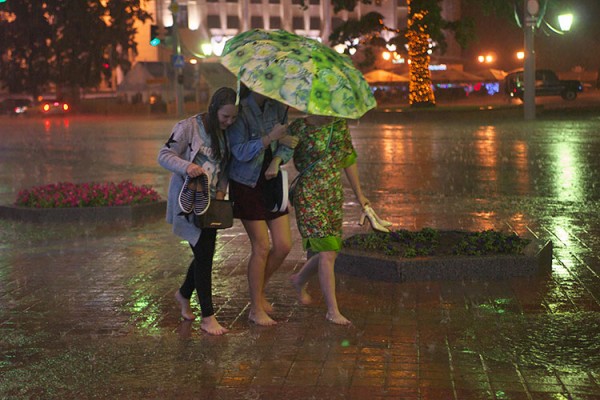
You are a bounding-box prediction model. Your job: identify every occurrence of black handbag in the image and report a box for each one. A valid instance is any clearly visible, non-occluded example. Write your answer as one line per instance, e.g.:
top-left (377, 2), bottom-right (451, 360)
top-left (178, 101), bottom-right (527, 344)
top-left (194, 200), bottom-right (234, 229)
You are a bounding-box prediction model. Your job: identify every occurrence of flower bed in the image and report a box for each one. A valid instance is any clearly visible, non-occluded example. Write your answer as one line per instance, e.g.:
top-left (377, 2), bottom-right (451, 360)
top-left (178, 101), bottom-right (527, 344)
top-left (14, 181), bottom-right (160, 208)
top-left (335, 229), bottom-right (553, 282)
top-left (0, 181), bottom-right (166, 225)
top-left (343, 228), bottom-right (531, 258)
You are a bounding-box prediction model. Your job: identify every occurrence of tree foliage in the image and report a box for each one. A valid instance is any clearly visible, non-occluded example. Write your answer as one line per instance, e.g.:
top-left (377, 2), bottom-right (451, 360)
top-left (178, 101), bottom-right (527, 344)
top-left (327, 0), bottom-right (478, 63)
top-left (0, 2), bottom-right (53, 97)
top-left (323, 0), bottom-right (538, 105)
top-left (0, 0), bottom-right (150, 98)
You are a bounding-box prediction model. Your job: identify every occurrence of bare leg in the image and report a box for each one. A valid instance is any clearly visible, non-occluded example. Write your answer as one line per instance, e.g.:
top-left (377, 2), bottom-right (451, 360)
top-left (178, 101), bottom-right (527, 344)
top-left (290, 254), bottom-right (319, 305)
top-left (175, 290), bottom-right (196, 320)
top-left (242, 219), bottom-right (277, 326)
top-left (261, 215), bottom-right (292, 312)
top-left (317, 251), bottom-right (351, 325)
top-left (200, 315), bottom-right (229, 335)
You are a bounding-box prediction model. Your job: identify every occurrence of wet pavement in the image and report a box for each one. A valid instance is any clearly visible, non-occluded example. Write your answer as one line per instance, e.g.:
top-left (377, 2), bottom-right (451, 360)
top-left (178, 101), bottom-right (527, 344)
top-left (1, 96), bottom-right (600, 399)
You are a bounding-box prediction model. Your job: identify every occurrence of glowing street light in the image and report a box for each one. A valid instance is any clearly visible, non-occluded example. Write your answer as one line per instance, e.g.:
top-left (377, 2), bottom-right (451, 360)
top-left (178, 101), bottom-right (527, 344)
top-left (477, 53), bottom-right (495, 64)
top-left (521, 0), bottom-right (573, 120)
top-left (558, 13), bottom-right (573, 32)
top-left (200, 42), bottom-right (213, 56)
top-left (333, 44), bottom-right (346, 54)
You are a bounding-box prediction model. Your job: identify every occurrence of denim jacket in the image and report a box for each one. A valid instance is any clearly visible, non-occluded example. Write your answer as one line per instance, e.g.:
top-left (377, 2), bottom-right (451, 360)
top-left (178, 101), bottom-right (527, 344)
top-left (227, 95), bottom-right (293, 187)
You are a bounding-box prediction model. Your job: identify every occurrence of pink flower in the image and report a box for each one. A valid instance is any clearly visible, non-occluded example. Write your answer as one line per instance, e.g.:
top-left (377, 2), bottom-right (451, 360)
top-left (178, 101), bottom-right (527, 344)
top-left (14, 181), bottom-right (161, 208)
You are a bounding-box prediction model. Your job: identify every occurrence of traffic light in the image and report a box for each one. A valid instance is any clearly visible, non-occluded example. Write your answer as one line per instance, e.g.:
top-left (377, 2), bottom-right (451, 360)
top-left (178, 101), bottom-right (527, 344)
top-left (101, 58), bottom-right (111, 77)
top-left (150, 24), bottom-right (173, 47)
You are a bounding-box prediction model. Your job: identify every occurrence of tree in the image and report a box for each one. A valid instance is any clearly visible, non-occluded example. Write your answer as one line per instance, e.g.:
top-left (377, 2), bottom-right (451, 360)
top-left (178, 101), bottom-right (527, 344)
top-left (406, 0), bottom-right (438, 107)
top-left (0, 2), bottom-right (54, 98)
top-left (0, 0), bottom-right (150, 98)
top-left (326, 0), bottom-right (476, 107)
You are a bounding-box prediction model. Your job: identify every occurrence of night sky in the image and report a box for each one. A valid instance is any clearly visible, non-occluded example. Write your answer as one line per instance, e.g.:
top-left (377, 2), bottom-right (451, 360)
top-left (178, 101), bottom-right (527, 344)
top-left (462, 0), bottom-right (600, 74)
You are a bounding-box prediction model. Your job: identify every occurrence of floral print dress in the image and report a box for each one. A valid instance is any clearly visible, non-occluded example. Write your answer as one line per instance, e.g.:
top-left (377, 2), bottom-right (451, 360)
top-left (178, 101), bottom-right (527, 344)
top-left (289, 117), bottom-right (357, 252)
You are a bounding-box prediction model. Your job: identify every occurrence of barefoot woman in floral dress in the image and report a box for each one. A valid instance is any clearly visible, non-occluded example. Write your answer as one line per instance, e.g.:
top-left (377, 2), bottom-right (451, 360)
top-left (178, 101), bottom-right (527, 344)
top-left (289, 115), bottom-right (371, 325)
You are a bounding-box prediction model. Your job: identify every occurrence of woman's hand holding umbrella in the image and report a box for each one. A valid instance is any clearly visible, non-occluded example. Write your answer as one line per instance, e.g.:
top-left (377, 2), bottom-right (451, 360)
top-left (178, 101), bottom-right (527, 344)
top-left (263, 123), bottom-right (299, 180)
top-left (279, 134), bottom-right (299, 149)
top-left (262, 123), bottom-right (299, 149)
top-left (262, 123), bottom-right (286, 147)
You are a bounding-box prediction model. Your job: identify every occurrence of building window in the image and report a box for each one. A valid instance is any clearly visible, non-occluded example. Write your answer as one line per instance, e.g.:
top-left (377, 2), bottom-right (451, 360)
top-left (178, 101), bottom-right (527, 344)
top-left (309, 16), bottom-right (320, 30)
top-left (207, 15), bottom-right (220, 29)
top-left (292, 16), bottom-right (304, 30)
top-left (227, 15), bottom-right (240, 29)
top-left (270, 16), bottom-right (282, 29)
top-left (251, 16), bottom-right (263, 29)
top-left (309, 0), bottom-right (320, 4)
top-left (269, 0), bottom-right (280, 3)
top-left (291, 0), bottom-right (303, 4)
top-left (250, 0), bottom-right (262, 3)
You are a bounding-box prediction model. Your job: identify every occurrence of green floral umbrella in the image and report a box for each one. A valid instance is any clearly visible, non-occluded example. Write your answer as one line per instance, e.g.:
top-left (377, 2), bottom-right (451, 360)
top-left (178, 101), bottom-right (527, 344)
top-left (221, 29), bottom-right (376, 119)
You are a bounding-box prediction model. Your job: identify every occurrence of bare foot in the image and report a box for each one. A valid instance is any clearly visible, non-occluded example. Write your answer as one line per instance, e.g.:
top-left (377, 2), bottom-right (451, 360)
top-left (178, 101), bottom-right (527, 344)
top-left (174, 290), bottom-right (196, 320)
top-left (261, 297), bottom-right (274, 314)
top-left (248, 309), bottom-right (277, 326)
top-left (290, 274), bottom-right (312, 305)
top-left (200, 315), bottom-right (229, 335)
top-left (326, 312), bottom-right (351, 326)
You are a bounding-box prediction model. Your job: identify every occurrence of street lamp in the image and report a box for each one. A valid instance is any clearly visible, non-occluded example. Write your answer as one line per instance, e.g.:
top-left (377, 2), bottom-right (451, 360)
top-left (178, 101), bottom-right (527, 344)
top-left (521, 0), bottom-right (573, 120)
top-left (477, 53), bottom-right (495, 64)
top-left (523, 0), bottom-right (538, 120)
top-left (558, 14), bottom-right (573, 32)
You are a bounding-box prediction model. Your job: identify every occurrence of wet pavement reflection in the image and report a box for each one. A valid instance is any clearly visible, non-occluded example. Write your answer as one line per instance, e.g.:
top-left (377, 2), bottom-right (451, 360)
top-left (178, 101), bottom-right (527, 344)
top-left (1, 107), bottom-right (600, 399)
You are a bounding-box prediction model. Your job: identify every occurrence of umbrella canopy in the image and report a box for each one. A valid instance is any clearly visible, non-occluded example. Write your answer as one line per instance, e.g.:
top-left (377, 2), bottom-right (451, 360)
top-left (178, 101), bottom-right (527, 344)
top-left (221, 29), bottom-right (376, 119)
top-left (363, 69), bottom-right (410, 84)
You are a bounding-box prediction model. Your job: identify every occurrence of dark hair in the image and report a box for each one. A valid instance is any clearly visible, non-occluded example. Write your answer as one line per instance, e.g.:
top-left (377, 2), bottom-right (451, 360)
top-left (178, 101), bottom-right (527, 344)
top-left (239, 82), bottom-right (251, 100)
top-left (205, 87), bottom-right (236, 160)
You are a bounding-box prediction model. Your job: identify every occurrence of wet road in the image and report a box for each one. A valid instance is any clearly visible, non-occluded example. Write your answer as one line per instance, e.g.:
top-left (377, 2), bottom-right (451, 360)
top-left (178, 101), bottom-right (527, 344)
top-left (1, 102), bottom-right (600, 399)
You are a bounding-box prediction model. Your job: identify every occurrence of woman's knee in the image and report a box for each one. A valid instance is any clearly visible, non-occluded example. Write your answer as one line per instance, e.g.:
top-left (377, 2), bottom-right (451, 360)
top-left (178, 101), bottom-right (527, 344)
top-left (250, 240), bottom-right (271, 260)
top-left (273, 237), bottom-right (292, 257)
top-left (319, 251), bottom-right (337, 266)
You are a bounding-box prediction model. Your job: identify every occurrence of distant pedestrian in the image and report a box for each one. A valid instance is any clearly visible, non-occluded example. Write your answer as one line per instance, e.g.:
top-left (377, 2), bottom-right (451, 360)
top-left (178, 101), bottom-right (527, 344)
top-left (288, 115), bottom-right (391, 325)
top-left (157, 87), bottom-right (237, 335)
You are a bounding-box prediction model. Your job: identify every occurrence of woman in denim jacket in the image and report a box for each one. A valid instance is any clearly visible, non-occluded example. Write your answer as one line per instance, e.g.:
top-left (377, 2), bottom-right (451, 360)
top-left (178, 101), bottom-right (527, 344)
top-left (158, 87), bottom-right (238, 335)
top-left (227, 86), bottom-right (299, 326)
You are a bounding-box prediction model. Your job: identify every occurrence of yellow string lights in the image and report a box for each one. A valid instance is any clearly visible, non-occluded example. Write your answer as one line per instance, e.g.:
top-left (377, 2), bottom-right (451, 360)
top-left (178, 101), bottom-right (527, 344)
top-left (407, 2), bottom-right (435, 106)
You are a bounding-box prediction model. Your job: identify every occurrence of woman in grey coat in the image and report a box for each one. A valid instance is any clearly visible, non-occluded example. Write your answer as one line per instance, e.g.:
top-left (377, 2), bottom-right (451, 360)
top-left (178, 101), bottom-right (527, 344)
top-left (157, 87), bottom-right (237, 335)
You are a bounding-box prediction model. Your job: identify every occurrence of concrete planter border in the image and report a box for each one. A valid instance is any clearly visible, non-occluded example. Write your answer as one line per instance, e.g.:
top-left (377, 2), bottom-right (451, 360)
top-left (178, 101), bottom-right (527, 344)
top-left (335, 233), bottom-right (553, 282)
top-left (0, 201), bottom-right (166, 226)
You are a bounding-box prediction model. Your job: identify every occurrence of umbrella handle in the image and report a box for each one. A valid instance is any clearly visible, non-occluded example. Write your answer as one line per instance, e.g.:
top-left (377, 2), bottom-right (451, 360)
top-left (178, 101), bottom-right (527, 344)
top-left (281, 106), bottom-right (289, 124)
top-left (235, 68), bottom-right (244, 106)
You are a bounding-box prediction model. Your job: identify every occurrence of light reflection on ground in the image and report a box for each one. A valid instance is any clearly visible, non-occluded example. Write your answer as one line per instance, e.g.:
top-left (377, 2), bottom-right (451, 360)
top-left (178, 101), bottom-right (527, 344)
top-left (1, 110), bottom-right (600, 397)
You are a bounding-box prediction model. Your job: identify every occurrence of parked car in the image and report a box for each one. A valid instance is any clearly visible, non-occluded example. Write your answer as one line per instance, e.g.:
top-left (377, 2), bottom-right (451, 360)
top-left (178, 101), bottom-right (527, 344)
top-left (40, 98), bottom-right (70, 115)
top-left (0, 98), bottom-right (33, 116)
top-left (505, 69), bottom-right (583, 101)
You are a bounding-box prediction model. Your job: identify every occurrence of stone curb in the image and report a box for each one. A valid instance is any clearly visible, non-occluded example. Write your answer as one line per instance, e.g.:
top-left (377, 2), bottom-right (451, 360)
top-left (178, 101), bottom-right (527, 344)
top-left (0, 201), bottom-right (166, 226)
top-left (335, 235), bottom-right (553, 282)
